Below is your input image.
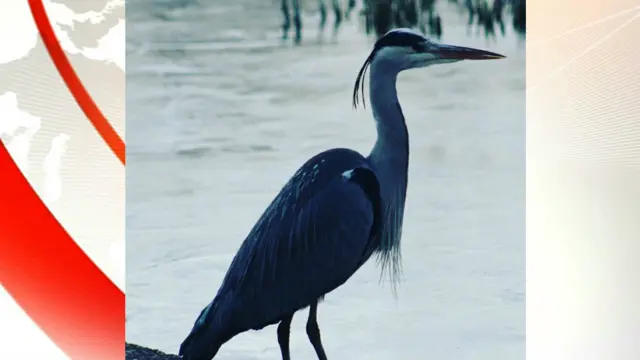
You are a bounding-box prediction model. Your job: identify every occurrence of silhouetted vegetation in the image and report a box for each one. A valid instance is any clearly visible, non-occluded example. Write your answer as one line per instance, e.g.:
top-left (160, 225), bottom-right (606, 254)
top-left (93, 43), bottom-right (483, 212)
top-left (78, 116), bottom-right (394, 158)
top-left (280, 0), bottom-right (524, 45)
top-left (362, 0), bottom-right (525, 40)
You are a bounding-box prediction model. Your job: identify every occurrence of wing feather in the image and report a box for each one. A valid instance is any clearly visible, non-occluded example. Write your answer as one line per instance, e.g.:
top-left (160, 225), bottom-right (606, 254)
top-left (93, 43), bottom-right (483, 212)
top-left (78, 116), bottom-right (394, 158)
top-left (216, 148), bottom-right (380, 330)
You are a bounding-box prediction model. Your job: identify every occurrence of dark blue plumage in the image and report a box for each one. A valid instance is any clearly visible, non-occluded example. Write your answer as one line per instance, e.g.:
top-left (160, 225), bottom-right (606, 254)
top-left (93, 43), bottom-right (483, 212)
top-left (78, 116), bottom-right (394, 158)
top-left (179, 148), bottom-right (382, 360)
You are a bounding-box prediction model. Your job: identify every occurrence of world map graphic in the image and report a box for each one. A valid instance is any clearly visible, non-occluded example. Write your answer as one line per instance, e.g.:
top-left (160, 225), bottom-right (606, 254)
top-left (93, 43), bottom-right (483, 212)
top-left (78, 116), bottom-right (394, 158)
top-left (0, 0), bottom-right (124, 292)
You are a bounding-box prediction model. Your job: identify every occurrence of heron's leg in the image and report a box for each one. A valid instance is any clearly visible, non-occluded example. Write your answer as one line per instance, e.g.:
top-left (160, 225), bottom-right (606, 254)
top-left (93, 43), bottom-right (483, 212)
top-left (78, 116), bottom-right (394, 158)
top-left (292, 0), bottom-right (302, 44)
top-left (306, 301), bottom-right (328, 360)
top-left (281, 0), bottom-right (291, 40)
top-left (277, 313), bottom-right (294, 360)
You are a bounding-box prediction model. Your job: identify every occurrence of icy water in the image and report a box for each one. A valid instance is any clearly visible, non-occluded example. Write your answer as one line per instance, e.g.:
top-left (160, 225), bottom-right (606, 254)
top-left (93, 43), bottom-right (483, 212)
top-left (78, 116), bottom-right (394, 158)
top-left (126, 1), bottom-right (525, 359)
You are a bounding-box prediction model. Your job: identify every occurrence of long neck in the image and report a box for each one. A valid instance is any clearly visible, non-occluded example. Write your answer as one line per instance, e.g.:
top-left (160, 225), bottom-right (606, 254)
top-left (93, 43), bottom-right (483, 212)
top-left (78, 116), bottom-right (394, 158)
top-left (367, 62), bottom-right (410, 197)
top-left (365, 61), bottom-right (409, 288)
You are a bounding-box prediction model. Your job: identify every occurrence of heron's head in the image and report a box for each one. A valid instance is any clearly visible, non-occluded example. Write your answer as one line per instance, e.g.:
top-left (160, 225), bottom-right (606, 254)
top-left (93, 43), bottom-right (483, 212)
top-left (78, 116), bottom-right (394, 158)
top-left (353, 28), bottom-right (505, 107)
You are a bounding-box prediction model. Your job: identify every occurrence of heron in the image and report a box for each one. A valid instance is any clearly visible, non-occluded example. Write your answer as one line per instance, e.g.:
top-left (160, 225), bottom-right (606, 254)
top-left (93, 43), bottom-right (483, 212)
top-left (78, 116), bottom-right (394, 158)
top-left (178, 28), bottom-right (505, 360)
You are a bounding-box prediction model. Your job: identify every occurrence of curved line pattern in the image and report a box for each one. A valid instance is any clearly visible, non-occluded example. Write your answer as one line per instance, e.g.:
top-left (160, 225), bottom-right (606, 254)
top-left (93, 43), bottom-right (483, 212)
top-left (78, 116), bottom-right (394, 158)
top-left (0, 143), bottom-right (124, 360)
top-left (28, 0), bottom-right (126, 165)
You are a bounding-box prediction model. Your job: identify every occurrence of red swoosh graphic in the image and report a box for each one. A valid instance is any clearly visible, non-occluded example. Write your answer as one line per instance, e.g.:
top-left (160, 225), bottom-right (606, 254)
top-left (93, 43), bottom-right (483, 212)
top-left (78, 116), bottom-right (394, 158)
top-left (0, 142), bottom-right (124, 360)
top-left (28, 0), bottom-right (126, 165)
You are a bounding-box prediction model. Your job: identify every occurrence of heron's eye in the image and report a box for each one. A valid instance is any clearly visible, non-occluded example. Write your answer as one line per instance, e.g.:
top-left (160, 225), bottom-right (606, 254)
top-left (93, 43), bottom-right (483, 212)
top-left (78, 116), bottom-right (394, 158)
top-left (411, 43), bottom-right (422, 52)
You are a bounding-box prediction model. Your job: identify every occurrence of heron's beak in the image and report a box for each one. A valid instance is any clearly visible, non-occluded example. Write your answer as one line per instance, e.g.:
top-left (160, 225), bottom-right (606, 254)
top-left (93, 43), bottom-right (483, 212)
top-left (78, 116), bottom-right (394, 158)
top-left (431, 43), bottom-right (505, 60)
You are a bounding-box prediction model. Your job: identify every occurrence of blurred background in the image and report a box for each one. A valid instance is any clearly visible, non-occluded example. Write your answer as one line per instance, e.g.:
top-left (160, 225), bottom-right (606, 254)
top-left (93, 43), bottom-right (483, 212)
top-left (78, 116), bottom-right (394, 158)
top-left (126, 0), bottom-right (525, 359)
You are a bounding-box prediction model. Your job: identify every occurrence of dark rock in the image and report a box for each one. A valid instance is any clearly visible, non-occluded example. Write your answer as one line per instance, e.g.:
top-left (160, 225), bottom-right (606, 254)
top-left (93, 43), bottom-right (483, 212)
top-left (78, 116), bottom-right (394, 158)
top-left (125, 343), bottom-right (181, 360)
